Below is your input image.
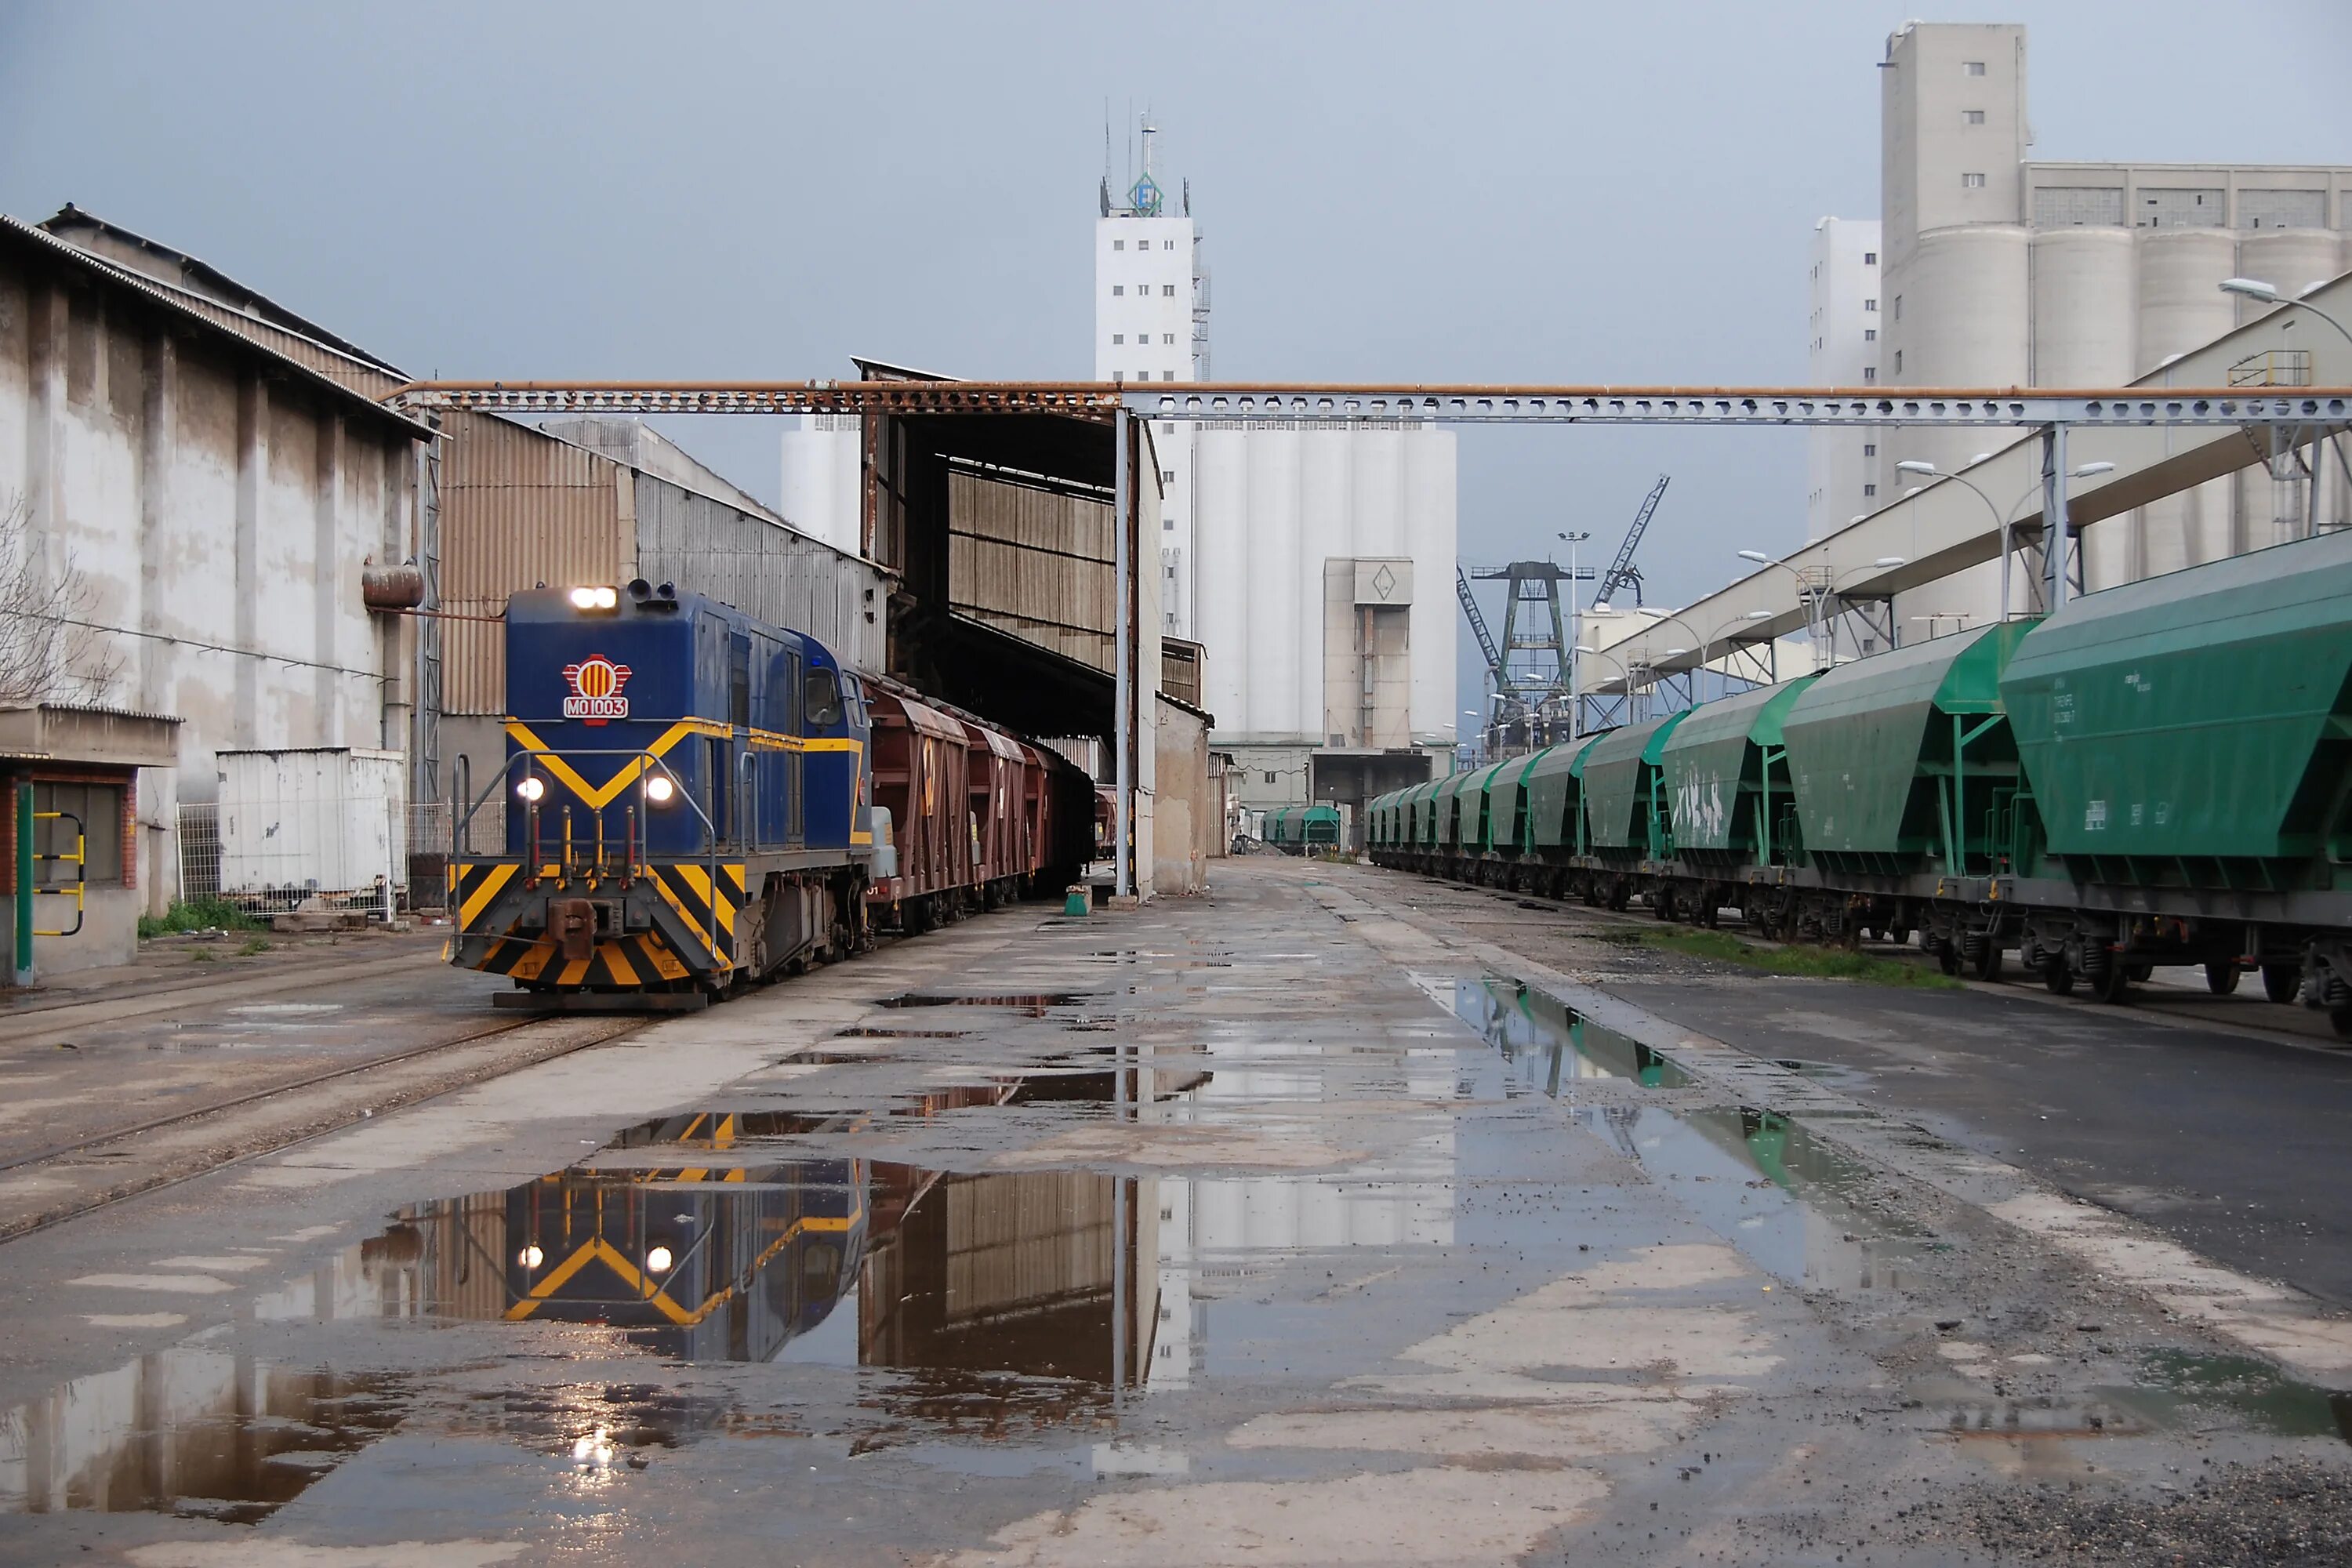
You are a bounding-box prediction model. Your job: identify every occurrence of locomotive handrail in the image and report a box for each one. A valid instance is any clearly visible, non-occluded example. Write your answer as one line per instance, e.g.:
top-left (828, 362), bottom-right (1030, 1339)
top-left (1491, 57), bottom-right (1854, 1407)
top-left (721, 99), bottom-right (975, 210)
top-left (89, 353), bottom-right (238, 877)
top-left (452, 746), bottom-right (724, 971)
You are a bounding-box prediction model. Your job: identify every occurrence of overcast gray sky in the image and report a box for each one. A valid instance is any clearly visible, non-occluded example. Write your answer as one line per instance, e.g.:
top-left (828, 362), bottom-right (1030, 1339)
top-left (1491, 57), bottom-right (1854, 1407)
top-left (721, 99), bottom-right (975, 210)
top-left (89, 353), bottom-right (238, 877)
top-left (5, 1), bottom-right (2346, 713)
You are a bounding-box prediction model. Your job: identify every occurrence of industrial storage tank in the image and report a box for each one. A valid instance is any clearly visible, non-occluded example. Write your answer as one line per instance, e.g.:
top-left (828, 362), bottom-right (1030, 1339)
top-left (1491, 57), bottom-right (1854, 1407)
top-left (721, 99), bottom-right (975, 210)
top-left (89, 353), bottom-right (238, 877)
top-left (2135, 228), bottom-right (2241, 574)
top-left (1401, 429), bottom-right (1459, 749)
top-left (776, 416), bottom-right (863, 558)
top-left (2230, 232), bottom-right (2347, 556)
top-left (1192, 426), bottom-right (1254, 731)
top-left (2031, 228), bottom-right (2139, 590)
top-left (1243, 426), bottom-right (1305, 737)
top-left (2235, 231), bottom-right (2346, 331)
top-left (1901, 225), bottom-right (2031, 492)
top-left (2136, 228), bottom-right (2239, 370)
top-left (2031, 228), bottom-right (2137, 386)
top-left (1298, 430), bottom-right (1352, 746)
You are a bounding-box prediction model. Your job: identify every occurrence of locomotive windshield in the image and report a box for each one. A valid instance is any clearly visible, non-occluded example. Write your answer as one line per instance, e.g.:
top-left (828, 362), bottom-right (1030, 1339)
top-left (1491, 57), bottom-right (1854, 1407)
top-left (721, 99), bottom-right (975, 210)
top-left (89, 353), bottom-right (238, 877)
top-left (804, 667), bottom-right (844, 728)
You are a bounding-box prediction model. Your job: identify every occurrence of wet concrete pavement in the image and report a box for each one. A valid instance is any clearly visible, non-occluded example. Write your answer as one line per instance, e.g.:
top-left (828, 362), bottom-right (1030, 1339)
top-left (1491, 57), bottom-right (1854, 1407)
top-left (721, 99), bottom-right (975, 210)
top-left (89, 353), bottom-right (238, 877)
top-left (2, 860), bottom-right (2350, 1565)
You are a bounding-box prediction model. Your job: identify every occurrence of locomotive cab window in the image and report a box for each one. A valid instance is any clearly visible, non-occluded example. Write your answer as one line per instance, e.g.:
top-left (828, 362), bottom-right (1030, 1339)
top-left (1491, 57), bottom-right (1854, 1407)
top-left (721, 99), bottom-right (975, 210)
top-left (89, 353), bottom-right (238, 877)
top-left (805, 667), bottom-right (844, 728)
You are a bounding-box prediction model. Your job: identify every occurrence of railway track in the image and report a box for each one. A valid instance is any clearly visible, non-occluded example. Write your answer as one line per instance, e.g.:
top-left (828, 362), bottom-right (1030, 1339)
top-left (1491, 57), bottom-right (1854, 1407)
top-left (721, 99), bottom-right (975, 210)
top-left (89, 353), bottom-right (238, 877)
top-left (0, 1010), bottom-right (653, 1244)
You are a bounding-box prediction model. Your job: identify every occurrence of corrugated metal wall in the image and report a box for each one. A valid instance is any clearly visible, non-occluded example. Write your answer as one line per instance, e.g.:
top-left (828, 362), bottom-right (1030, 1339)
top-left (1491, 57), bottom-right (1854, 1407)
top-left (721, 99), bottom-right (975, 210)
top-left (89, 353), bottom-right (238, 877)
top-left (947, 466), bottom-right (1116, 672)
top-left (437, 411), bottom-right (625, 714)
top-left (633, 476), bottom-right (889, 673)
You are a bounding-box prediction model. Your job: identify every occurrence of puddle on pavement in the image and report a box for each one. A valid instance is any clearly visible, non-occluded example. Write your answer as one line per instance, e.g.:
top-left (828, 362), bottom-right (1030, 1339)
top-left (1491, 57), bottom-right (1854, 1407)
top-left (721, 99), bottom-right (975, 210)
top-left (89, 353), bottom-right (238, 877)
top-left (0, 1353), bottom-right (405, 1521)
top-left (833, 1026), bottom-right (970, 1040)
top-left (1773, 1057), bottom-right (1877, 1091)
top-left (1930, 1394), bottom-right (2146, 1440)
top-left (880, 992), bottom-right (1096, 1013)
top-left (361, 1145), bottom-right (1160, 1381)
top-left (1581, 1102), bottom-right (1933, 1291)
top-left (1443, 975), bottom-right (1926, 1292)
top-left (1449, 976), bottom-right (1692, 1089)
top-left (2104, 1350), bottom-right (2352, 1446)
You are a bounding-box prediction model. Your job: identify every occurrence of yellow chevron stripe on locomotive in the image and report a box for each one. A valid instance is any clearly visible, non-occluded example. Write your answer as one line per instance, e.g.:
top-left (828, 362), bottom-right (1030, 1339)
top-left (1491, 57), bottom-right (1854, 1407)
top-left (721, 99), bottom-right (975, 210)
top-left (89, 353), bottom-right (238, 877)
top-left (449, 856), bottom-right (746, 999)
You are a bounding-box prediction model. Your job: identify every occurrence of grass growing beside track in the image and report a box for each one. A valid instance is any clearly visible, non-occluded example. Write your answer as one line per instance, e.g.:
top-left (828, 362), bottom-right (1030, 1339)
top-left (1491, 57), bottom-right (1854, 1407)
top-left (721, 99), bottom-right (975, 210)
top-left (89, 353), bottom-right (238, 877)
top-left (1624, 927), bottom-right (1963, 989)
top-left (137, 895), bottom-right (260, 938)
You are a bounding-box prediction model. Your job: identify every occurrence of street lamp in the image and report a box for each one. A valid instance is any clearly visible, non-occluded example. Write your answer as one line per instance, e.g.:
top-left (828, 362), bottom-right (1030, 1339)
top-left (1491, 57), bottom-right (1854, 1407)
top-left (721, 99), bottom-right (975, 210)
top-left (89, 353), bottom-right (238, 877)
top-left (1573, 643), bottom-right (1635, 726)
top-left (1557, 531), bottom-right (1592, 739)
top-left (2220, 278), bottom-right (2352, 349)
top-left (1898, 459), bottom-right (2114, 619)
top-left (1737, 550), bottom-right (1899, 666)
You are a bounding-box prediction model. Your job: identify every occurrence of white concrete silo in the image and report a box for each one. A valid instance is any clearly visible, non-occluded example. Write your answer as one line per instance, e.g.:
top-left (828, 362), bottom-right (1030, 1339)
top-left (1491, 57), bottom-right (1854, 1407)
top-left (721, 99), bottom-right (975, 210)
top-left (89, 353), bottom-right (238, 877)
top-left (2235, 231), bottom-right (2346, 330)
top-left (776, 416), bottom-right (862, 557)
top-left (1900, 225), bottom-right (2030, 624)
top-left (2136, 229), bottom-right (2241, 570)
top-left (1346, 426), bottom-right (1407, 558)
top-left (2233, 231), bottom-right (2347, 552)
top-left (1298, 431), bottom-right (1352, 745)
top-left (2031, 229), bottom-right (2137, 586)
top-left (1193, 427), bottom-right (1253, 730)
top-left (1243, 428), bottom-right (1305, 737)
top-left (1403, 431), bottom-right (1457, 746)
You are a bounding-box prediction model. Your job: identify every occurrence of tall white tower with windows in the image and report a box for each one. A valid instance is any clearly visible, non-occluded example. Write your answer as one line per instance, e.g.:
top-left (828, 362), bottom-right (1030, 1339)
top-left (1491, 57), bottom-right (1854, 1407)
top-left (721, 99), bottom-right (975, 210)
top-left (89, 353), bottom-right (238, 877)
top-left (1096, 121), bottom-right (1211, 636)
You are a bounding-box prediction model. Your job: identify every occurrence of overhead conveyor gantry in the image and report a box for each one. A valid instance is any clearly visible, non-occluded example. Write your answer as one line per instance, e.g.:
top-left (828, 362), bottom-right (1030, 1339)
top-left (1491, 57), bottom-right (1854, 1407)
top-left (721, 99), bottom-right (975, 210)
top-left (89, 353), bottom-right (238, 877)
top-left (383, 272), bottom-right (2352, 787)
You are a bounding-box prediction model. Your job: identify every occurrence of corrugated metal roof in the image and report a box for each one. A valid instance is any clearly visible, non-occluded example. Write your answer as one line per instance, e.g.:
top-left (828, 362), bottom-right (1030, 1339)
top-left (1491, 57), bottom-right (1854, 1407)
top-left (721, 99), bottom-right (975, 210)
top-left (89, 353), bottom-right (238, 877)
top-left (0, 213), bottom-right (428, 439)
top-left (39, 204), bottom-right (405, 373)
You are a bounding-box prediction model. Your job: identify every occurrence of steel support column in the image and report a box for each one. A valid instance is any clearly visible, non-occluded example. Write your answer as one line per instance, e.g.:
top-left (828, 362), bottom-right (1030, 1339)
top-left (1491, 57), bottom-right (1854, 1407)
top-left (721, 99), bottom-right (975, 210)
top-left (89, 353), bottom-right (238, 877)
top-left (1113, 412), bottom-right (1134, 901)
top-left (2041, 423), bottom-right (2071, 613)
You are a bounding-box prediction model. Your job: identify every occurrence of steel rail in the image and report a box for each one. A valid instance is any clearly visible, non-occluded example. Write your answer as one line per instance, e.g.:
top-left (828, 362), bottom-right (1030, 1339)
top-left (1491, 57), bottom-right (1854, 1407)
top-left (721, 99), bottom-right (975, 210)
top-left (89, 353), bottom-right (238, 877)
top-left (0, 1013), bottom-right (651, 1244)
top-left (0, 1014), bottom-right (549, 1177)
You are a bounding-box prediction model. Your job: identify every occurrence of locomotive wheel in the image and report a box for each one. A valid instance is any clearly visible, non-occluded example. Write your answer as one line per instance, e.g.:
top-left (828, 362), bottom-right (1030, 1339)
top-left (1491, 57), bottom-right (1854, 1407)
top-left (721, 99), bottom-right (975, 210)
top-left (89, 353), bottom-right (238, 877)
top-left (2091, 960), bottom-right (2132, 1005)
top-left (2042, 958), bottom-right (2075, 996)
top-left (2262, 964), bottom-right (2300, 1004)
top-left (2205, 960), bottom-right (2241, 996)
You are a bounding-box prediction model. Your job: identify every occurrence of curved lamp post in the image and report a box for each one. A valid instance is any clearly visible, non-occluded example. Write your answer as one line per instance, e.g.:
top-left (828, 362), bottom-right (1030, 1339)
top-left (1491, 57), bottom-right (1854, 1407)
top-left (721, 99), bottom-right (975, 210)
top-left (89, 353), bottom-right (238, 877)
top-left (1897, 459), bottom-right (2114, 618)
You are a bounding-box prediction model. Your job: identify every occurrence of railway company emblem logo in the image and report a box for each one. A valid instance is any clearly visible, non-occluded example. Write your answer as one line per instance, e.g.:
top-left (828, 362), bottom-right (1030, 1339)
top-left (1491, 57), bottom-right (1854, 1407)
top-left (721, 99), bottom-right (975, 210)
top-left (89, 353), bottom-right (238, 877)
top-left (561, 655), bottom-right (632, 723)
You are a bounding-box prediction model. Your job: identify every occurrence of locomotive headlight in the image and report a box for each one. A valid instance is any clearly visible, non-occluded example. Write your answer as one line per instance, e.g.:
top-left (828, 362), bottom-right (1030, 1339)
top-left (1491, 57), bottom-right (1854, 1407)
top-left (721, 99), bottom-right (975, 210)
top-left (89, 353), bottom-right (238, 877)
top-left (644, 1245), bottom-right (675, 1273)
top-left (515, 775), bottom-right (546, 804)
top-left (643, 774), bottom-right (676, 804)
top-left (518, 1244), bottom-right (545, 1270)
top-left (569, 585), bottom-right (619, 611)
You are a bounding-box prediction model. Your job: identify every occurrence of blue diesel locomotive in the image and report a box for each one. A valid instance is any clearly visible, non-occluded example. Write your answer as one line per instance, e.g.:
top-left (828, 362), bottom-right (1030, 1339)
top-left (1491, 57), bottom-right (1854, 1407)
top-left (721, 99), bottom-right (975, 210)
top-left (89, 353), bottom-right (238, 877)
top-left (448, 583), bottom-right (877, 1006)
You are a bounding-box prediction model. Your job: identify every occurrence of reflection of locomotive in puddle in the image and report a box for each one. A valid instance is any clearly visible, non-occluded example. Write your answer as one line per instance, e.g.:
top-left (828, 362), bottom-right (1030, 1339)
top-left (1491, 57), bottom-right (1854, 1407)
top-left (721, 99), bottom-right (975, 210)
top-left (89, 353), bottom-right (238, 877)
top-left (387, 1086), bottom-right (1160, 1385)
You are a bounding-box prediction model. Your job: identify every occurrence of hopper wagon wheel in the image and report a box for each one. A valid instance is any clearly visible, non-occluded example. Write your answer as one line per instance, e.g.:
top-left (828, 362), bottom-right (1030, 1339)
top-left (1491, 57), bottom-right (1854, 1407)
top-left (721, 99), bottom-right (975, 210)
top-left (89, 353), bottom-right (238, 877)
top-left (2042, 957), bottom-right (2075, 996)
top-left (2205, 960), bottom-right (2242, 996)
top-left (2090, 958), bottom-right (2132, 1006)
top-left (2332, 1004), bottom-right (2352, 1042)
top-left (1933, 938), bottom-right (1962, 977)
top-left (1964, 932), bottom-right (2004, 982)
top-left (2262, 964), bottom-right (2300, 1004)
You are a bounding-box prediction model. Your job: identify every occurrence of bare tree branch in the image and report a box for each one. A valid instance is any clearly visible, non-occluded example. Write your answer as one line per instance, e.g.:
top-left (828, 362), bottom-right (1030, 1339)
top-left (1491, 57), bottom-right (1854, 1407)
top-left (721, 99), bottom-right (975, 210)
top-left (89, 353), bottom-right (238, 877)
top-left (0, 490), bottom-right (122, 707)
